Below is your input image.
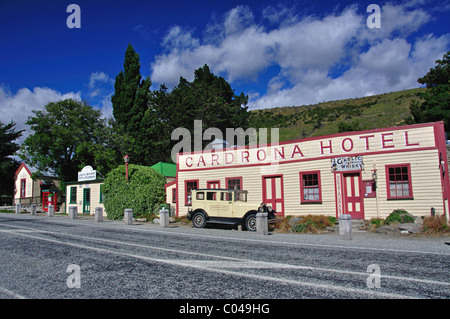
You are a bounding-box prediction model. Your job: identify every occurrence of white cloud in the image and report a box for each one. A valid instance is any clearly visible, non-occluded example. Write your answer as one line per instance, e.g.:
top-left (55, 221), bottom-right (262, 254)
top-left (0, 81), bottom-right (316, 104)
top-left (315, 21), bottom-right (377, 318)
top-left (89, 72), bottom-right (112, 89)
top-left (97, 93), bottom-right (114, 119)
top-left (223, 5), bottom-right (255, 36)
top-left (162, 25), bottom-right (200, 53)
top-left (0, 86), bottom-right (81, 144)
top-left (150, 2), bottom-right (449, 109)
top-left (86, 71), bottom-right (115, 119)
top-left (262, 3), bottom-right (298, 26)
top-left (250, 34), bottom-right (450, 109)
top-left (150, 5), bottom-right (361, 89)
top-left (88, 71), bottom-right (114, 99)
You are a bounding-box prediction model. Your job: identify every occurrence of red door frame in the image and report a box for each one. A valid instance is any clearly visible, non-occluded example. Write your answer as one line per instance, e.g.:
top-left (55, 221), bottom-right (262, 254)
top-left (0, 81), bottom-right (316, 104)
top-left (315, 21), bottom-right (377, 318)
top-left (342, 172), bottom-right (364, 219)
top-left (20, 178), bottom-right (26, 198)
top-left (261, 174), bottom-right (285, 216)
top-left (207, 180), bottom-right (220, 189)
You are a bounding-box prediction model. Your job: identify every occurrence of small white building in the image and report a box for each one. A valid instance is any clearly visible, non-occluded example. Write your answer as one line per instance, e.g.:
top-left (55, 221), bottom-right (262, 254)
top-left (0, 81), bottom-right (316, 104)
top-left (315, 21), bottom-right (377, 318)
top-left (14, 163), bottom-right (61, 211)
top-left (65, 166), bottom-right (105, 215)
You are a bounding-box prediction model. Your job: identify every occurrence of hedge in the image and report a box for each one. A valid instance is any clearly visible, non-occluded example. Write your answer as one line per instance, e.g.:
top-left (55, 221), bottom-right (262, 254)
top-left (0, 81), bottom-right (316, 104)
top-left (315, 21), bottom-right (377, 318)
top-left (103, 164), bottom-right (166, 220)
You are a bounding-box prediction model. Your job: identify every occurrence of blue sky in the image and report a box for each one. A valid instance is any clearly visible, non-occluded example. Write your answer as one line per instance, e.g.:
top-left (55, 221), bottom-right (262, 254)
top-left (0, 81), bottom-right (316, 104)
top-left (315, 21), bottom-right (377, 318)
top-left (0, 0), bottom-right (449, 142)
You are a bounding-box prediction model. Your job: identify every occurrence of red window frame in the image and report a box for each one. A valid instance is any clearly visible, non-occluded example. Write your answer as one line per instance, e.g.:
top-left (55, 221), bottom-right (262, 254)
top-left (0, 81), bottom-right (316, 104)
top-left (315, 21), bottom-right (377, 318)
top-left (20, 178), bottom-right (26, 198)
top-left (172, 188), bottom-right (177, 204)
top-left (299, 171), bottom-right (322, 203)
top-left (185, 180), bottom-right (199, 206)
top-left (225, 177), bottom-right (243, 190)
top-left (385, 164), bottom-right (413, 199)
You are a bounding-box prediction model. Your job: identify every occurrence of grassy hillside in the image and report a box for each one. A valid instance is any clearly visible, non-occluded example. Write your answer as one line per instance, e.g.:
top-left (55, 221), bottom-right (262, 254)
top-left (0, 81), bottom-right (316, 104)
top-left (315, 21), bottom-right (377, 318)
top-left (248, 87), bottom-right (426, 143)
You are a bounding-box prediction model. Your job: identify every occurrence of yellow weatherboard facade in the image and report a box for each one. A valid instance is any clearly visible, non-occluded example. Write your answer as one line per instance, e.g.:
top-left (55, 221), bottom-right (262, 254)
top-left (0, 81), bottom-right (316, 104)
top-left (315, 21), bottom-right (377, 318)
top-left (170, 121), bottom-right (450, 221)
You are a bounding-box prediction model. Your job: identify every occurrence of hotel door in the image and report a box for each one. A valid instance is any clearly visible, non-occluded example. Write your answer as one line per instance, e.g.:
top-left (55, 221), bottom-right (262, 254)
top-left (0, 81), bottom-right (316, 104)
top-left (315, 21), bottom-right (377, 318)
top-left (207, 181), bottom-right (220, 189)
top-left (343, 173), bottom-right (364, 219)
top-left (262, 175), bottom-right (284, 216)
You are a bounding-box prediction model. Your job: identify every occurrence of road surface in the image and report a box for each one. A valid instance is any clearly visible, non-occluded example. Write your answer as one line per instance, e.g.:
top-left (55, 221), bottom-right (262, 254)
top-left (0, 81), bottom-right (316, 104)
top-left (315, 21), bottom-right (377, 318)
top-left (0, 213), bottom-right (448, 303)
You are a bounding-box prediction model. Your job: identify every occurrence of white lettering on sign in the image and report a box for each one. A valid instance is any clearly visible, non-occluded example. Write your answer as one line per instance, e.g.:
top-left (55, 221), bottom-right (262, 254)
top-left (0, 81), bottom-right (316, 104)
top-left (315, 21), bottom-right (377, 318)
top-left (78, 166), bottom-right (96, 181)
top-left (178, 127), bottom-right (428, 171)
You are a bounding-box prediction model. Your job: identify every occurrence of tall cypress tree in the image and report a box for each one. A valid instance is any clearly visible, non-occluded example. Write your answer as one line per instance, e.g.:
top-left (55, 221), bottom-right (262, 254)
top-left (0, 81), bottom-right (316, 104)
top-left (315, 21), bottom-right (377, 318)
top-left (0, 121), bottom-right (23, 197)
top-left (111, 44), bottom-right (153, 164)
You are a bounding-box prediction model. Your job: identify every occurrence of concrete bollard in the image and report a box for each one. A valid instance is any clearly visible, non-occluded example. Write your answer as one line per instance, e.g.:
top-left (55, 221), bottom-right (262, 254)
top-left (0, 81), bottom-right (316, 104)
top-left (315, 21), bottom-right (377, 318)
top-left (124, 208), bottom-right (133, 225)
top-left (31, 204), bottom-right (37, 216)
top-left (15, 204), bottom-right (21, 214)
top-left (256, 212), bottom-right (268, 235)
top-left (159, 208), bottom-right (169, 227)
top-left (95, 207), bottom-right (103, 222)
top-left (48, 204), bottom-right (54, 217)
top-left (339, 214), bottom-right (352, 240)
top-left (69, 206), bottom-right (78, 219)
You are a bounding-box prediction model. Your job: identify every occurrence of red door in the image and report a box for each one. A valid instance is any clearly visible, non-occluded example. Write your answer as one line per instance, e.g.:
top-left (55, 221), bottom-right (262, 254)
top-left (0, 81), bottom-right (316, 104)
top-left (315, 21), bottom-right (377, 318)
top-left (262, 175), bottom-right (284, 216)
top-left (343, 173), bottom-right (364, 219)
top-left (207, 181), bottom-right (220, 200)
top-left (207, 181), bottom-right (220, 189)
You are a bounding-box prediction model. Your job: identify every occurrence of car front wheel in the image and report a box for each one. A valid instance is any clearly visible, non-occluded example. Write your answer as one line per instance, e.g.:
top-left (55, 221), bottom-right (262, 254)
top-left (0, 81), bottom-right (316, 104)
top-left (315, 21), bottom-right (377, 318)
top-left (245, 214), bottom-right (257, 231)
top-left (192, 212), bottom-right (207, 228)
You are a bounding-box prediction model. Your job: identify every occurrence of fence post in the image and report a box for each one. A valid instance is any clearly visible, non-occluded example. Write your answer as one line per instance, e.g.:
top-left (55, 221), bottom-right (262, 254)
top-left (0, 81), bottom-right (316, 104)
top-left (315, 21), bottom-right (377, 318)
top-left (15, 204), bottom-right (21, 214)
top-left (69, 206), bottom-right (78, 219)
top-left (48, 204), bottom-right (54, 217)
top-left (124, 208), bottom-right (133, 225)
top-left (31, 204), bottom-right (37, 216)
top-left (95, 207), bottom-right (103, 222)
top-left (256, 212), bottom-right (268, 235)
top-left (339, 214), bottom-right (352, 240)
top-left (159, 208), bottom-right (169, 227)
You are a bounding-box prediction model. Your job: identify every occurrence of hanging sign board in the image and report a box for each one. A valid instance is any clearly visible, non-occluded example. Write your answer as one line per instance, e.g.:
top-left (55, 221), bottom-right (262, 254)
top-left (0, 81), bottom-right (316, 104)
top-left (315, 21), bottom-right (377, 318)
top-left (78, 166), bottom-right (97, 181)
top-left (331, 156), bottom-right (364, 172)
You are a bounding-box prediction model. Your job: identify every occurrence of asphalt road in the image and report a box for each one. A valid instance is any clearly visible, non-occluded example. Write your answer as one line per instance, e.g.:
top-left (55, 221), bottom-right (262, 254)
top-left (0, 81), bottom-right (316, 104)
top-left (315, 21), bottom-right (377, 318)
top-left (0, 213), bottom-right (449, 303)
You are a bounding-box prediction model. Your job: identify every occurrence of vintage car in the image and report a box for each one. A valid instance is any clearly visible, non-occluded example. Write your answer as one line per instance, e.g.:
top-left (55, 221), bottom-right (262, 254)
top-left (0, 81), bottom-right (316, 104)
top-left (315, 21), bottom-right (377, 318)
top-left (186, 189), bottom-right (276, 231)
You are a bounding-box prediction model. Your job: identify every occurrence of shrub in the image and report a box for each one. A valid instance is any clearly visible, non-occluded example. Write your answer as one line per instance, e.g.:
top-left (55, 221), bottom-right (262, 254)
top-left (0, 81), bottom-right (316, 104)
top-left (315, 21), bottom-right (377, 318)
top-left (385, 209), bottom-right (415, 224)
top-left (292, 214), bottom-right (334, 233)
top-left (423, 214), bottom-right (449, 234)
top-left (369, 218), bottom-right (384, 227)
top-left (103, 164), bottom-right (166, 220)
top-left (271, 216), bottom-right (292, 233)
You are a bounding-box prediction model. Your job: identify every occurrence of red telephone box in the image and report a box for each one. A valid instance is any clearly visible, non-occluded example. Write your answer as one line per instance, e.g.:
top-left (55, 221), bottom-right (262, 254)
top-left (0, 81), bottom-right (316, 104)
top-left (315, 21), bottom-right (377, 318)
top-left (42, 190), bottom-right (57, 212)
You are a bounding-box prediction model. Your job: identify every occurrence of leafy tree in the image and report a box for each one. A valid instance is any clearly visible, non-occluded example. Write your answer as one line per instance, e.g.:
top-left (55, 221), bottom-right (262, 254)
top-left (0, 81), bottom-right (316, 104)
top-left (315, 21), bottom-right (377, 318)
top-left (159, 64), bottom-right (249, 151)
top-left (20, 99), bottom-right (124, 182)
top-left (0, 121), bottom-right (23, 196)
top-left (75, 118), bottom-right (133, 177)
top-left (409, 51), bottom-right (450, 132)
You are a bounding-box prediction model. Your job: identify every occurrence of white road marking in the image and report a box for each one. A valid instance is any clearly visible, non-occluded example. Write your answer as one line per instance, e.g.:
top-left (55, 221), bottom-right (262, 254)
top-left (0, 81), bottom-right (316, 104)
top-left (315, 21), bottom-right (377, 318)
top-left (0, 286), bottom-right (27, 299)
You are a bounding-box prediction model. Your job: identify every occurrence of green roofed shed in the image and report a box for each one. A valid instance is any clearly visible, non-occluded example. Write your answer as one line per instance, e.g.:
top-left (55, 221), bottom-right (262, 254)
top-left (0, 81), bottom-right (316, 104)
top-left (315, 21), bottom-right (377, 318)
top-left (150, 162), bottom-right (176, 178)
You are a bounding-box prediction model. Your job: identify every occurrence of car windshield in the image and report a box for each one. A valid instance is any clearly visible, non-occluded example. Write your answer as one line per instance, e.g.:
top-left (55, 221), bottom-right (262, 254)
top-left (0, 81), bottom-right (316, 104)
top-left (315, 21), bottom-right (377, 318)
top-left (235, 191), bottom-right (247, 202)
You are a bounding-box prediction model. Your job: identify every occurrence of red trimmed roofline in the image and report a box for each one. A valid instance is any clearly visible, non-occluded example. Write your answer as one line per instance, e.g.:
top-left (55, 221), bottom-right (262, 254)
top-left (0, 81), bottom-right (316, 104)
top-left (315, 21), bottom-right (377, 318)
top-left (14, 163), bottom-right (32, 179)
